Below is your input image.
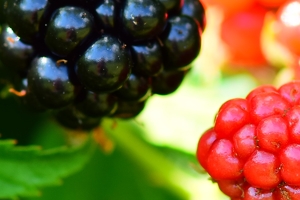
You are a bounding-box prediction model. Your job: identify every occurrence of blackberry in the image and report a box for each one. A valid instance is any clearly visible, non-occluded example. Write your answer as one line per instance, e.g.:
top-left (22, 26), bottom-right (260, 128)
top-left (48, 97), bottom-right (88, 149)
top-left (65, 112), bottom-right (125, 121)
top-left (54, 106), bottom-right (101, 131)
top-left (27, 56), bottom-right (75, 109)
top-left (152, 69), bottom-right (186, 95)
top-left (130, 39), bottom-right (163, 76)
top-left (121, 0), bottom-right (167, 41)
top-left (75, 90), bottom-right (118, 118)
top-left (112, 100), bottom-right (147, 119)
top-left (181, 0), bottom-right (206, 31)
top-left (75, 35), bottom-right (132, 93)
top-left (0, 0), bottom-right (204, 131)
top-left (114, 73), bottom-right (152, 102)
top-left (45, 6), bottom-right (94, 57)
top-left (19, 78), bottom-right (47, 112)
top-left (5, 0), bottom-right (49, 43)
top-left (158, 0), bottom-right (183, 14)
top-left (95, 0), bottom-right (116, 30)
top-left (48, 0), bottom-right (102, 8)
top-left (161, 15), bottom-right (201, 70)
top-left (0, 25), bottom-right (35, 72)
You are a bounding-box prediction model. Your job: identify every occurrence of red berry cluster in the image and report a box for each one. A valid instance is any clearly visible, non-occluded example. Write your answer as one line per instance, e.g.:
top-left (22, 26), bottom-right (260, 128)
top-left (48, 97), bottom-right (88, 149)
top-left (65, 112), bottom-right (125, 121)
top-left (196, 81), bottom-right (300, 199)
top-left (201, 0), bottom-right (291, 69)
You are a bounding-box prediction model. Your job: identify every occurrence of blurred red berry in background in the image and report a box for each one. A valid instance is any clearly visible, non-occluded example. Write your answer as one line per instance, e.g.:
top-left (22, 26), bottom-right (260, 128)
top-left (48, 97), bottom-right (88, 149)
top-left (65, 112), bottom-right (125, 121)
top-left (220, 5), bottom-right (268, 67)
top-left (200, 0), bottom-right (255, 15)
top-left (275, 0), bottom-right (300, 56)
top-left (257, 0), bottom-right (289, 8)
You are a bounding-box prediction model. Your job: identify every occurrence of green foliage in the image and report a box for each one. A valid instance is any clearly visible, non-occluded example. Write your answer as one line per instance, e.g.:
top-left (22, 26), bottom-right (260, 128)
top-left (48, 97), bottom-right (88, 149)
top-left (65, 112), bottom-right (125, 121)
top-left (24, 118), bottom-right (197, 200)
top-left (0, 136), bottom-right (96, 199)
top-left (26, 139), bottom-right (183, 200)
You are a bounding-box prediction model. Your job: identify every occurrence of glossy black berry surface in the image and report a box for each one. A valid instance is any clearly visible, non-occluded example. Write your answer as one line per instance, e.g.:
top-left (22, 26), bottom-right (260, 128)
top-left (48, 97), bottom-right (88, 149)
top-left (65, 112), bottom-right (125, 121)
top-left (5, 0), bottom-right (48, 43)
top-left (112, 100), bottom-right (147, 119)
top-left (76, 35), bottom-right (132, 93)
top-left (161, 15), bottom-right (201, 70)
top-left (27, 56), bottom-right (75, 109)
top-left (45, 6), bottom-right (94, 57)
top-left (20, 78), bottom-right (47, 112)
top-left (95, 0), bottom-right (116, 30)
top-left (0, 0), bottom-right (205, 130)
top-left (48, 0), bottom-right (102, 8)
top-left (75, 90), bottom-right (118, 118)
top-left (0, 25), bottom-right (35, 71)
top-left (181, 0), bottom-right (206, 31)
top-left (115, 73), bottom-right (151, 102)
top-left (131, 39), bottom-right (163, 76)
top-left (54, 106), bottom-right (101, 130)
top-left (121, 0), bottom-right (167, 41)
top-left (158, 0), bottom-right (183, 14)
top-left (151, 69), bottom-right (186, 95)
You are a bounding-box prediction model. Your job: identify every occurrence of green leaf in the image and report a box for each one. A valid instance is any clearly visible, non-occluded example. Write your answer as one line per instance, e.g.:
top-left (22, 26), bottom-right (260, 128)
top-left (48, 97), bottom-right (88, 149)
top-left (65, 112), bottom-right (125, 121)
top-left (0, 136), bottom-right (97, 199)
top-left (27, 142), bottom-right (183, 200)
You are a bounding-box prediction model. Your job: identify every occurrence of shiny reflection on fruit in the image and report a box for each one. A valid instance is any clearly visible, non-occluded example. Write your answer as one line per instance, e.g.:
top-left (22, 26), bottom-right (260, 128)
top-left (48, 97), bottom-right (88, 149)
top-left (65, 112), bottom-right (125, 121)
top-left (280, 1), bottom-right (300, 27)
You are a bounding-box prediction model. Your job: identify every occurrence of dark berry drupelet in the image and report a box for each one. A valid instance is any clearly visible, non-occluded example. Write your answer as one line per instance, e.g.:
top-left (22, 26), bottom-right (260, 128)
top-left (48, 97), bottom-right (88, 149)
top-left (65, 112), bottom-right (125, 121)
top-left (75, 35), bottom-right (132, 93)
top-left (19, 78), bottom-right (47, 112)
top-left (181, 0), bottom-right (206, 31)
top-left (0, 0), bottom-right (205, 131)
top-left (75, 90), bottom-right (118, 118)
top-left (121, 0), bottom-right (167, 41)
top-left (161, 15), bottom-right (201, 70)
top-left (27, 56), bottom-right (75, 109)
top-left (54, 106), bottom-right (101, 131)
top-left (95, 0), bottom-right (116, 30)
top-left (45, 6), bottom-right (94, 57)
top-left (152, 69), bottom-right (187, 95)
top-left (114, 73), bottom-right (152, 102)
top-left (158, 0), bottom-right (183, 14)
top-left (112, 100), bottom-right (147, 119)
top-left (5, 0), bottom-right (49, 44)
top-left (130, 39), bottom-right (164, 76)
top-left (0, 25), bottom-right (35, 72)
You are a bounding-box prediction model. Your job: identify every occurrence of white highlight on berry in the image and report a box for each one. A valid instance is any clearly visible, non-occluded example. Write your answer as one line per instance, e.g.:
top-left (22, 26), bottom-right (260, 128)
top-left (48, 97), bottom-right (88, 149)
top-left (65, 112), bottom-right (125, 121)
top-left (280, 1), bottom-right (300, 27)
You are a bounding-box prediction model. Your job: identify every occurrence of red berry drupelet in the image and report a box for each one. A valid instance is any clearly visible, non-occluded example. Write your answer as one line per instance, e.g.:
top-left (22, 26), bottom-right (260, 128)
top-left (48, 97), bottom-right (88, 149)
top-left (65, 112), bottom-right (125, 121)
top-left (196, 81), bottom-right (300, 200)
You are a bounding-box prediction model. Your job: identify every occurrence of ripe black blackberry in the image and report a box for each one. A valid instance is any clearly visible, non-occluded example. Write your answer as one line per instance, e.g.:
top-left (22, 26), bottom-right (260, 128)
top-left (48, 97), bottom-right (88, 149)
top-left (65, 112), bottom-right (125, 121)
top-left (0, 0), bottom-right (205, 131)
top-left (27, 56), bottom-right (75, 109)
top-left (0, 25), bottom-right (35, 72)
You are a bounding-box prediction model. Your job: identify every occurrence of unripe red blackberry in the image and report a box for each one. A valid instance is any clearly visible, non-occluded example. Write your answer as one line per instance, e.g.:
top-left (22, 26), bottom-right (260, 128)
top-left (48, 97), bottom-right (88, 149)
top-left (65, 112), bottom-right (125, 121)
top-left (196, 81), bottom-right (300, 199)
